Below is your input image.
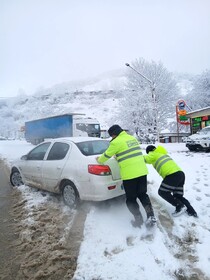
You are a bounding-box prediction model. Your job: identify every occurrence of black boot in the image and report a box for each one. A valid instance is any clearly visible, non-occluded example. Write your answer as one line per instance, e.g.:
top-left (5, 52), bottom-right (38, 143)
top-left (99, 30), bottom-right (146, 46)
top-left (172, 203), bottom-right (186, 217)
top-left (186, 206), bottom-right (198, 217)
top-left (145, 216), bottom-right (157, 228)
top-left (131, 214), bottom-right (143, 228)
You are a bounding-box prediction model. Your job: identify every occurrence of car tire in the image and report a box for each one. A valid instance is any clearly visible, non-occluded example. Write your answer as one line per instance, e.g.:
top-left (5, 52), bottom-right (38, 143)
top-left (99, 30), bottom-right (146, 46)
top-left (61, 181), bottom-right (80, 209)
top-left (10, 169), bottom-right (23, 186)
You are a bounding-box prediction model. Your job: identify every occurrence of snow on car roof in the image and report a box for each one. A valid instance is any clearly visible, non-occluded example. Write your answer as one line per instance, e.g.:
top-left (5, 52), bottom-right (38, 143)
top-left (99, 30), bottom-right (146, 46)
top-left (45, 137), bottom-right (108, 144)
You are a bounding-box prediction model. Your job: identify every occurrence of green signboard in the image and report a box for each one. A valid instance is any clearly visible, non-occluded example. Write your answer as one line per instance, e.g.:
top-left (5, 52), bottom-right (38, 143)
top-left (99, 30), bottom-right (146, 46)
top-left (193, 117), bottom-right (202, 123)
top-left (192, 123), bottom-right (200, 127)
top-left (179, 116), bottom-right (188, 121)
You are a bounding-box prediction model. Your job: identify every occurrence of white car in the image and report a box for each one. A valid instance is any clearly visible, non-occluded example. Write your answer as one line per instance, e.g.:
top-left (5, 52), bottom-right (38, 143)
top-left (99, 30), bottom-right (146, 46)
top-left (10, 137), bottom-right (124, 208)
top-left (185, 126), bottom-right (210, 152)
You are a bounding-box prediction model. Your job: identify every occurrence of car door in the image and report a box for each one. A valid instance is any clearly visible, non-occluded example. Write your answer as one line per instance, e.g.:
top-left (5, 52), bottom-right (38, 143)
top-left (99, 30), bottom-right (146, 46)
top-left (42, 142), bottom-right (70, 192)
top-left (21, 142), bottom-right (51, 188)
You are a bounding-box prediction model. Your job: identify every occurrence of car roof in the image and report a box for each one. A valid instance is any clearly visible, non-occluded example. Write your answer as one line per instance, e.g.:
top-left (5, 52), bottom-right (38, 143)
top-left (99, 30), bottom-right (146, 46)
top-left (44, 137), bottom-right (108, 144)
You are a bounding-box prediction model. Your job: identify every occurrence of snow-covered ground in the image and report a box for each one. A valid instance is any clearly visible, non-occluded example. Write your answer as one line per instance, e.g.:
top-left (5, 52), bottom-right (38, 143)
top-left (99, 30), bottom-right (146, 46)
top-left (0, 140), bottom-right (210, 280)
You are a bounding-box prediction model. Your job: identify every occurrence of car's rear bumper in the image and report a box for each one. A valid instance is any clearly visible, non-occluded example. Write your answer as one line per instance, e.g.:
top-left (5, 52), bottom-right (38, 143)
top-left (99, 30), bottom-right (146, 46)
top-left (79, 179), bottom-right (125, 201)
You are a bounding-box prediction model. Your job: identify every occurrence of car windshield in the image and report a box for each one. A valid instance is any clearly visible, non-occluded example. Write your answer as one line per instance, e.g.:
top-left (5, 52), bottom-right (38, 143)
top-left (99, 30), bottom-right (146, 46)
top-left (76, 140), bottom-right (110, 156)
top-left (76, 123), bottom-right (100, 133)
top-left (198, 127), bottom-right (210, 135)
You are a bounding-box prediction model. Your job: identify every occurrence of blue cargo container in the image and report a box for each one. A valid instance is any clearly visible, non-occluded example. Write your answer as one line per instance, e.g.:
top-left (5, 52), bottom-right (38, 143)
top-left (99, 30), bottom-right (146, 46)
top-left (25, 114), bottom-right (100, 145)
top-left (25, 114), bottom-right (74, 145)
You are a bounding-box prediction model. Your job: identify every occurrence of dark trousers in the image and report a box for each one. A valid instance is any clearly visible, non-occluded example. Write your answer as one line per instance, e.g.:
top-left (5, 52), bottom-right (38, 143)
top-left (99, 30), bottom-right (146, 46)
top-left (158, 171), bottom-right (193, 210)
top-left (123, 175), bottom-right (154, 218)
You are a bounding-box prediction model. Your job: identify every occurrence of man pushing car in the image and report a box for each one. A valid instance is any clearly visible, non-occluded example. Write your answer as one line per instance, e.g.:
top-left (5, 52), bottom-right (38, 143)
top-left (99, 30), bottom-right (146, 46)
top-left (96, 124), bottom-right (156, 228)
top-left (144, 145), bottom-right (197, 217)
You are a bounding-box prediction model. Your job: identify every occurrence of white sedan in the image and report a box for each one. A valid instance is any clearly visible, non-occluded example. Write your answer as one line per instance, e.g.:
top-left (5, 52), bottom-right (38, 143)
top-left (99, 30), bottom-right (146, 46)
top-left (10, 137), bottom-right (124, 208)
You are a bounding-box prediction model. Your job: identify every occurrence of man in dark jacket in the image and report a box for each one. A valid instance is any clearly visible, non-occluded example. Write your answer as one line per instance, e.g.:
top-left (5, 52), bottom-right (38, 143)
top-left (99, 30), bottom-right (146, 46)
top-left (144, 145), bottom-right (197, 217)
top-left (97, 125), bottom-right (156, 228)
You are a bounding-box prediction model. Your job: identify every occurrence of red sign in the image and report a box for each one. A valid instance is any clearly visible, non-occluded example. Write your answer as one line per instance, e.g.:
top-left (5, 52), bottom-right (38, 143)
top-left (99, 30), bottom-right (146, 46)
top-left (176, 100), bottom-right (190, 125)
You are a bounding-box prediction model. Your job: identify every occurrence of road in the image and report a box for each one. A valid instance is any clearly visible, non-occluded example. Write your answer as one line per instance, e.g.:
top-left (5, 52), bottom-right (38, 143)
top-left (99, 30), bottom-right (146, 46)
top-left (0, 160), bottom-right (20, 279)
top-left (0, 160), bottom-right (87, 280)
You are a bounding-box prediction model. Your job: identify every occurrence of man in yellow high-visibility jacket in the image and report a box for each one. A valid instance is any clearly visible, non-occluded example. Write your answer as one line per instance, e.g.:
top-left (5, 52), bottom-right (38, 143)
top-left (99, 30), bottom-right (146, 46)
top-left (97, 125), bottom-right (156, 228)
top-left (144, 145), bottom-right (197, 217)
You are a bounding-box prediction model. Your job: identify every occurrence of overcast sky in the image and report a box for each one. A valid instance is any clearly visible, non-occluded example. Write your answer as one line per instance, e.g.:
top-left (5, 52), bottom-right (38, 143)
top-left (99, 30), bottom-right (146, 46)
top-left (0, 0), bottom-right (210, 98)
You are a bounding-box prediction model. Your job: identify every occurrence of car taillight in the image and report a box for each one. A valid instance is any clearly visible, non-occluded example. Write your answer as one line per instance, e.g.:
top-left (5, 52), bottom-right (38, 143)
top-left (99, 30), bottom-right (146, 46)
top-left (88, 164), bottom-right (111, 176)
top-left (108, 185), bottom-right (116, 190)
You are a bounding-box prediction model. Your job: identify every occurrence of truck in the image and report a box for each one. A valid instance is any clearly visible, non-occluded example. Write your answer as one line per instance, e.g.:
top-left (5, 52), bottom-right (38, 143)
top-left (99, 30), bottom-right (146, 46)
top-left (24, 113), bottom-right (101, 145)
top-left (185, 125), bottom-right (210, 152)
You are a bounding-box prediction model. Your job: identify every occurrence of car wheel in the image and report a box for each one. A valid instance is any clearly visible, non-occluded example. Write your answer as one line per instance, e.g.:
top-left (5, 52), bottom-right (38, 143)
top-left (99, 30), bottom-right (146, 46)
top-left (10, 169), bottom-right (23, 186)
top-left (61, 181), bottom-right (80, 209)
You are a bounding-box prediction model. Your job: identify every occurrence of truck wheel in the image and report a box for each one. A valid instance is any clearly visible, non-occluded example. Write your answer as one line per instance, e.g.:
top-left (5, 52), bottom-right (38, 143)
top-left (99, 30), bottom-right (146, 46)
top-left (10, 169), bottom-right (23, 186)
top-left (61, 181), bottom-right (80, 209)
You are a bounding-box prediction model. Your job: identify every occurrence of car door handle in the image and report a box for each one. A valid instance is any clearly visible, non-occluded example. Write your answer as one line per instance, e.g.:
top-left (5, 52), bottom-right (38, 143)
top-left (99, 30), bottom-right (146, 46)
top-left (36, 166), bottom-right (41, 170)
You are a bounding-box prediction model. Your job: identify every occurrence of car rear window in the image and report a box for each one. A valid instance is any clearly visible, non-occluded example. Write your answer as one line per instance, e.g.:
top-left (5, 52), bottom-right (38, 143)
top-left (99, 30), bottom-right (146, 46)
top-left (76, 140), bottom-right (109, 156)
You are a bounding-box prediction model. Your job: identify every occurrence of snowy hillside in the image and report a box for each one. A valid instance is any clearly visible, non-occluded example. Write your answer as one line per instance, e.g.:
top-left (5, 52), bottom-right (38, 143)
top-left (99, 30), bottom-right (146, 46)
top-left (0, 71), bottom-right (127, 139)
top-left (0, 70), bottom-right (195, 139)
top-left (173, 72), bottom-right (194, 97)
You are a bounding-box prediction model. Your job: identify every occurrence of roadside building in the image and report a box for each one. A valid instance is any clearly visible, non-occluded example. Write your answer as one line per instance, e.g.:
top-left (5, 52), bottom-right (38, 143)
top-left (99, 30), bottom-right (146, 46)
top-left (159, 132), bottom-right (190, 143)
top-left (185, 106), bottom-right (210, 134)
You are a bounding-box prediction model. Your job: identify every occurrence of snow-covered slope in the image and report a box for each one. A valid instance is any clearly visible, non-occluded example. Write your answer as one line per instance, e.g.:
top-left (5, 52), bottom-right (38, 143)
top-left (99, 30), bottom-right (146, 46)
top-left (0, 70), bottom-right (195, 139)
top-left (0, 71), bottom-right (127, 139)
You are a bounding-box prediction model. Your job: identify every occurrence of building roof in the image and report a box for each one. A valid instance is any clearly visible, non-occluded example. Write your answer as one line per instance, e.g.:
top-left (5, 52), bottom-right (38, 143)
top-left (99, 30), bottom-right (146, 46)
top-left (185, 107), bottom-right (210, 118)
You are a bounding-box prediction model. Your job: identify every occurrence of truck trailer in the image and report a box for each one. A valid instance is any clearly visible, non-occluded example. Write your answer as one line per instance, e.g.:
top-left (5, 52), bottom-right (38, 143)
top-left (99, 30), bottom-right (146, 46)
top-left (24, 114), bottom-right (100, 145)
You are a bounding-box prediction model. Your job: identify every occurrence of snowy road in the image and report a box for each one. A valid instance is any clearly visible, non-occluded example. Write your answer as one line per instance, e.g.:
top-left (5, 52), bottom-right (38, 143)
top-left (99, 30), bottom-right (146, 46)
top-left (0, 141), bottom-right (210, 280)
top-left (73, 145), bottom-right (210, 280)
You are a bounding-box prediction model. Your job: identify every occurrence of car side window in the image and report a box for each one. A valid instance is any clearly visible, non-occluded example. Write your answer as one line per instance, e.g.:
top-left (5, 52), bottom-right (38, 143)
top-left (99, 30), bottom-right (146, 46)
top-left (47, 142), bottom-right (69, 160)
top-left (27, 142), bottom-right (51, 160)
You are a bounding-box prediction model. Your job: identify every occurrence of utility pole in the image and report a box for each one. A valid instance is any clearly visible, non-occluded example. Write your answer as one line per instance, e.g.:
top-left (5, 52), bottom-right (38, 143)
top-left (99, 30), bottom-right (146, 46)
top-left (125, 63), bottom-right (160, 142)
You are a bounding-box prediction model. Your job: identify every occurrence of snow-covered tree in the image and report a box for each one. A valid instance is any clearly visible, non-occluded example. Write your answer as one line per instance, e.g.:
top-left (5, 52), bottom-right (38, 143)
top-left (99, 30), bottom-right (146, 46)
top-left (117, 58), bottom-right (180, 137)
top-left (186, 69), bottom-right (210, 109)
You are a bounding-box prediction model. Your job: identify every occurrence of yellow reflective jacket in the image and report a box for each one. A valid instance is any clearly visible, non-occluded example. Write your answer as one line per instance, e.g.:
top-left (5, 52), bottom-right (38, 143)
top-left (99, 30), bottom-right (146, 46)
top-left (144, 145), bottom-right (182, 178)
top-left (97, 131), bottom-right (148, 180)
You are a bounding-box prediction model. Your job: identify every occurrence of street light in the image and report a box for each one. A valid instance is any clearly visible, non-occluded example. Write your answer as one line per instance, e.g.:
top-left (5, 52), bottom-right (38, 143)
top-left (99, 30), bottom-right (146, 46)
top-left (125, 63), bottom-right (160, 142)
